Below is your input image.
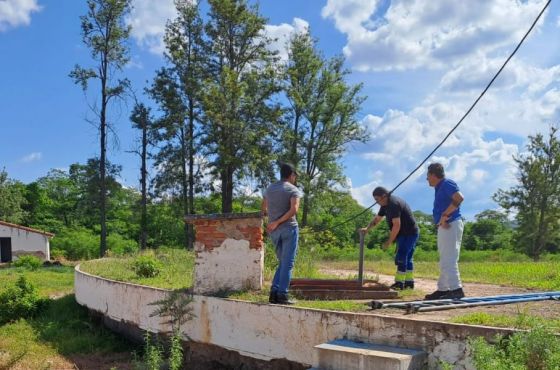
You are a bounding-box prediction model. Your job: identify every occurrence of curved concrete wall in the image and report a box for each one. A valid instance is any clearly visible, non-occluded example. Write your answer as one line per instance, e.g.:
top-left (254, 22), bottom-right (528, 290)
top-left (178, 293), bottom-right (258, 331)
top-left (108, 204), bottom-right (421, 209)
top-left (75, 266), bottom-right (514, 369)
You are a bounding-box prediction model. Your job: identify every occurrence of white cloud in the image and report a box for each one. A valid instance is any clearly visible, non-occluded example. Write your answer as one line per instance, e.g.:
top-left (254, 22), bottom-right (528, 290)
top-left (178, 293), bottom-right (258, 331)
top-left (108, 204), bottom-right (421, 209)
top-left (127, 0), bottom-right (177, 55)
top-left (322, 0), bottom-right (548, 71)
top-left (0, 0), bottom-right (41, 31)
top-left (21, 152), bottom-right (42, 163)
top-left (263, 18), bottom-right (309, 62)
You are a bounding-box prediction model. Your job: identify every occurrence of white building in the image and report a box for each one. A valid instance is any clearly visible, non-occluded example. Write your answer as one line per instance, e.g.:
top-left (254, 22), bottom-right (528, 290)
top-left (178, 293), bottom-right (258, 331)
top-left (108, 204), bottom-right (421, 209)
top-left (0, 221), bottom-right (54, 262)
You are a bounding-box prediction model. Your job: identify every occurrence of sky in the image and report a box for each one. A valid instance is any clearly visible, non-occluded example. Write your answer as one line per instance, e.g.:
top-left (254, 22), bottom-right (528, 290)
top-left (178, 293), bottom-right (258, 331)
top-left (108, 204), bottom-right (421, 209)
top-left (1, 0), bottom-right (559, 220)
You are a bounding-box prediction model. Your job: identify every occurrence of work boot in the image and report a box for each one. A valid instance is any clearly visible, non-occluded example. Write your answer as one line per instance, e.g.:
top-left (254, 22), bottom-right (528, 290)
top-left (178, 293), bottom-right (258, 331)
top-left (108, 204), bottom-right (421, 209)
top-left (390, 282), bottom-right (404, 290)
top-left (275, 293), bottom-right (296, 305)
top-left (268, 290), bottom-right (277, 304)
top-left (444, 287), bottom-right (465, 300)
top-left (424, 290), bottom-right (447, 300)
top-left (404, 281), bottom-right (414, 290)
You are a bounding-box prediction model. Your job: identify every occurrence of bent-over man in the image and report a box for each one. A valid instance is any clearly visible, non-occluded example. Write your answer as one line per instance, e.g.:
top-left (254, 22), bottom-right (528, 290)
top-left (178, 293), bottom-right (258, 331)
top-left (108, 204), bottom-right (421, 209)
top-left (360, 187), bottom-right (419, 290)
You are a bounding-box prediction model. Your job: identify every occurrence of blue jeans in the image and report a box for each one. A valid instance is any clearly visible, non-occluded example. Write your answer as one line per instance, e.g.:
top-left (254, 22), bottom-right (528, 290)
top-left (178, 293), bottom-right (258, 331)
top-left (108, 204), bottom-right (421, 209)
top-left (270, 225), bottom-right (299, 295)
top-left (395, 233), bottom-right (419, 273)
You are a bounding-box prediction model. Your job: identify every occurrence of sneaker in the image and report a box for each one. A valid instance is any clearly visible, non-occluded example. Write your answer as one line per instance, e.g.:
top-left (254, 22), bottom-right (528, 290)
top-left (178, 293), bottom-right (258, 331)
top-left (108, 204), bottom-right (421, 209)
top-left (424, 290), bottom-right (447, 300)
top-left (404, 281), bottom-right (414, 290)
top-left (390, 282), bottom-right (404, 290)
top-left (444, 287), bottom-right (465, 300)
top-left (275, 293), bottom-right (296, 305)
top-left (268, 290), bottom-right (277, 304)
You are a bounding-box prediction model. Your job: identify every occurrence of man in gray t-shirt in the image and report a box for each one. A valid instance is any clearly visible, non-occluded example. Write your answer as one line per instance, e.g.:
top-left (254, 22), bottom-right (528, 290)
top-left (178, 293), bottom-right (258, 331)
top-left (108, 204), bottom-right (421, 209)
top-left (262, 163), bottom-right (302, 305)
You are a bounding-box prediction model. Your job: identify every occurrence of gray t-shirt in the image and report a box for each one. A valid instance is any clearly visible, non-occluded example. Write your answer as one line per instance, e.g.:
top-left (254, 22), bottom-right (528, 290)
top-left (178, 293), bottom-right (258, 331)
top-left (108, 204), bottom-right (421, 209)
top-left (264, 180), bottom-right (303, 229)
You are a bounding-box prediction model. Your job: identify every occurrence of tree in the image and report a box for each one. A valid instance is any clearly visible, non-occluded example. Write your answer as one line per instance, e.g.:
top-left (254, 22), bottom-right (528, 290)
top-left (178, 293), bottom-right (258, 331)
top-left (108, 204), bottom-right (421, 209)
top-left (130, 102), bottom-right (153, 249)
top-left (69, 0), bottom-right (131, 257)
top-left (463, 210), bottom-right (513, 251)
top-left (202, 0), bottom-right (281, 213)
top-left (494, 125), bottom-right (560, 259)
top-left (282, 31), bottom-right (369, 226)
top-left (0, 169), bottom-right (27, 224)
top-left (148, 0), bottom-right (206, 248)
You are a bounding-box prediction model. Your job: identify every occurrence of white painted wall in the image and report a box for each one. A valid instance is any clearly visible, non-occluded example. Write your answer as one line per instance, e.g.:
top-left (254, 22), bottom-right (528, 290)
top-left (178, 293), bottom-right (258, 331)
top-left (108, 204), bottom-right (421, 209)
top-left (0, 224), bottom-right (50, 261)
top-left (194, 238), bottom-right (263, 294)
top-left (75, 267), bottom-right (514, 369)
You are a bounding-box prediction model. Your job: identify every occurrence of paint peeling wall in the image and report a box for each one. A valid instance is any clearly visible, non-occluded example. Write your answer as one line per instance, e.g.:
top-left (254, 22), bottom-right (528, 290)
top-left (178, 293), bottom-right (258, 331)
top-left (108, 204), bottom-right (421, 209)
top-left (75, 267), bottom-right (514, 369)
top-left (0, 224), bottom-right (50, 260)
top-left (185, 213), bottom-right (264, 294)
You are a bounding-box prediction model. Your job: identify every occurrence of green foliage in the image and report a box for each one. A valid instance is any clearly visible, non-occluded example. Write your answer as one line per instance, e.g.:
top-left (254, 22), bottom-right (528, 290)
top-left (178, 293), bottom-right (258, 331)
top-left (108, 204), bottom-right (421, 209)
top-left (107, 233), bottom-right (139, 256)
top-left (12, 255), bottom-right (42, 271)
top-left (168, 331), bottom-right (183, 370)
top-left (50, 227), bottom-right (99, 260)
top-left (0, 169), bottom-right (28, 224)
top-left (0, 276), bottom-right (48, 325)
top-left (494, 125), bottom-right (560, 259)
top-left (469, 327), bottom-right (560, 370)
top-left (133, 255), bottom-right (163, 278)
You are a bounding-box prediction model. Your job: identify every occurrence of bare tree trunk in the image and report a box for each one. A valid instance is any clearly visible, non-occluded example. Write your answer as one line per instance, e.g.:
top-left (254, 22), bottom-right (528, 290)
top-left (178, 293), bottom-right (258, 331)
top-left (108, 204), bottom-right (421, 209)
top-left (140, 118), bottom-right (148, 250)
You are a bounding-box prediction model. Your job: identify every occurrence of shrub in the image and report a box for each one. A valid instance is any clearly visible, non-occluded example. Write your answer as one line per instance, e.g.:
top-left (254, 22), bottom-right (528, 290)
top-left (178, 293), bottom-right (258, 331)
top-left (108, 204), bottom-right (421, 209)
top-left (469, 326), bottom-right (560, 370)
top-left (133, 255), bottom-right (163, 278)
top-left (50, 227), bottom-right (98, 260)
top-left (12, 255), bottom-right (42, 270)
top-left (107, 233), bottom-right (138, 256)
top-left (0, 276), bottom-right (49, 325)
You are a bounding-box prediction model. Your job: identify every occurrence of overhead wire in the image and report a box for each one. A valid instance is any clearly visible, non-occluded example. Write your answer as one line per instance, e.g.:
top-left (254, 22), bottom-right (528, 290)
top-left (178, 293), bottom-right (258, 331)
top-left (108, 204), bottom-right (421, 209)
top-left (302, 0), bottom-right (552, 235)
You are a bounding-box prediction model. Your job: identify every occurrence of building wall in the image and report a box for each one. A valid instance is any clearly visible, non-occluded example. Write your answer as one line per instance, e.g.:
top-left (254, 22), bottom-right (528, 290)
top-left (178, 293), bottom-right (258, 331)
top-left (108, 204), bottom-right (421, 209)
top-left (75, 266), bottom-right (515, 369)
top-left (0, 224), bottom-right (50, 261)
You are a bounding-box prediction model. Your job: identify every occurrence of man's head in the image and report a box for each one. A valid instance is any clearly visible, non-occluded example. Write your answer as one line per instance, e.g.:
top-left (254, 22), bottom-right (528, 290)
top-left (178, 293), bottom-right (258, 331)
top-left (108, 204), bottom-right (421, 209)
top-left (427, 162), bottom-right (445, 187)
top-left (280, 163), bottom-right (298, 184)
top-left (372, 186), bottom-right (390, 206)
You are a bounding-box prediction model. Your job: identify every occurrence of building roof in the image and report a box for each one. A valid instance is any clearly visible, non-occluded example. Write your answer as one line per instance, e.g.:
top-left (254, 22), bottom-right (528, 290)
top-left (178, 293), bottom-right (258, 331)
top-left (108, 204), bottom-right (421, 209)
top-left (0, 220), bottom-right (55, 237)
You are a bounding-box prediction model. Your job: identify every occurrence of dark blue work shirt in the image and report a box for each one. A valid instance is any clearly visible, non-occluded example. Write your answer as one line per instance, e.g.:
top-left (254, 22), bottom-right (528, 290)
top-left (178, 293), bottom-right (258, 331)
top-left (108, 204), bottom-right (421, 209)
top-left (433, 178), bottom-right (461, 225)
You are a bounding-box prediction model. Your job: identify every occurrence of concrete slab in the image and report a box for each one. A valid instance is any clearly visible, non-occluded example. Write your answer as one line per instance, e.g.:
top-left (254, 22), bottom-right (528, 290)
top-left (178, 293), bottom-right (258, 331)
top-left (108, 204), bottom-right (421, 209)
top-left (314, 339), bottom-right (427, 370)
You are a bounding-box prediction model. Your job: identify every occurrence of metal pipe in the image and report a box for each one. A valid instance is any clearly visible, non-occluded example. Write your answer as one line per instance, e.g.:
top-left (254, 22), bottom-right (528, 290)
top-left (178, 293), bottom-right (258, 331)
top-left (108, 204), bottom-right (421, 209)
top-left (412, 294), bottom-right (560, 313)
top-left (358, 231), bottom-right (365, 286)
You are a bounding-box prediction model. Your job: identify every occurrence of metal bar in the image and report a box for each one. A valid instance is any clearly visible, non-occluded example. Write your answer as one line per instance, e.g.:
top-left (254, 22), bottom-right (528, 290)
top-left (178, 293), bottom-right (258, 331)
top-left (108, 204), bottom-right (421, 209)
top-left (413, 295), bottom-right (560, 313)
top-left (358, 231), bottom-right (365, 286)
top-left (370, 291), bottom-right (560, 311)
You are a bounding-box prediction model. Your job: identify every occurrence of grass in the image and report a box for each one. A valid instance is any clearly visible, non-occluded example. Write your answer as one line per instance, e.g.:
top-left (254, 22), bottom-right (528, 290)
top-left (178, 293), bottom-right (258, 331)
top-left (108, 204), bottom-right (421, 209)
top-left (80, 248), bottom-right (195, 290)
top-left (0, 265), bottom-right (75, 297)
top-left (451, 311), bottom-right (560, 333)
top-left (0, 264), bottom-right (137, 369)
top-left (320, 260), bottom-right (560, 290)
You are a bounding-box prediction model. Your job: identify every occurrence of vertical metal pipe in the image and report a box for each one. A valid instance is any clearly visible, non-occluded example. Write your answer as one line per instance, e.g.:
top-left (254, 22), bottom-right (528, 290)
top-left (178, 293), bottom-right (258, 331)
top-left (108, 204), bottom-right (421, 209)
top-left (358, 231), bottom-right (365, 286)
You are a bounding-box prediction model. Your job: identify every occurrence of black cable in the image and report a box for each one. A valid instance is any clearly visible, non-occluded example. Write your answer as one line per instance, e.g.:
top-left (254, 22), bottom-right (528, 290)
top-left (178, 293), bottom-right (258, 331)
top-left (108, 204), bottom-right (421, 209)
top-left (303, 0), bottom-right (552, 235)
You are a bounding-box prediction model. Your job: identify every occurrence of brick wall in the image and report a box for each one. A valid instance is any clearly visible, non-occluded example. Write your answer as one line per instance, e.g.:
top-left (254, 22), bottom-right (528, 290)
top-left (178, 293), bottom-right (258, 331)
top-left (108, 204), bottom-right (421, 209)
top-left (185, 213), bottom-right (264, 294)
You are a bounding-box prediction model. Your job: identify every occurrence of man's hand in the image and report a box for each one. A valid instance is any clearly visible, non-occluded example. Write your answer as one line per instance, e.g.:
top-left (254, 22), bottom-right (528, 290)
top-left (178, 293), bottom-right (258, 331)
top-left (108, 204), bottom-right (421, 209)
top-left (358, 227), bottom-right (368, 235)
top-left (267, 221), bottom-right (279, 233)
top-left (438, 214), bottom-right (451, 229)
top-left (382, 240), bottom-right (392, 250)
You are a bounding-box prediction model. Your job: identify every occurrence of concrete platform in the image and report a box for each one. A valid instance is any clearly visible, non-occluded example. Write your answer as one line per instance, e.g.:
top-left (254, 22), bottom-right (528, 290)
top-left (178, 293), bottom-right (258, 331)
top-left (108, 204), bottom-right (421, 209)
top-left (314, 339), bottom-right (427, 370)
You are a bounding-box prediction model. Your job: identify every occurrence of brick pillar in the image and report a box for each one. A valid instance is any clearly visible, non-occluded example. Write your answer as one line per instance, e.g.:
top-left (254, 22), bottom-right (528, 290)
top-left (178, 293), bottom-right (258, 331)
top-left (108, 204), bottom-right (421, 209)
top-left (185, 212), bottom-right (264, 295)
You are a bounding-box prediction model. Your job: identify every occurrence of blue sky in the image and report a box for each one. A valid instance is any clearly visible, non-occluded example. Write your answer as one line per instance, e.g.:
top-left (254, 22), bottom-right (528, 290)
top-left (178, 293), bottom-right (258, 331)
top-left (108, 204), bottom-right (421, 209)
top-left (1, 0), bottom-right (559, 219)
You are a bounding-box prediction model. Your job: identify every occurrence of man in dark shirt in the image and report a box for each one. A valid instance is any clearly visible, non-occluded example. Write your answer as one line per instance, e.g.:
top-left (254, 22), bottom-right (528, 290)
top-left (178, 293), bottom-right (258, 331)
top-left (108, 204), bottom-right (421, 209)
top-left (360, 187), bottom-right (419, 290)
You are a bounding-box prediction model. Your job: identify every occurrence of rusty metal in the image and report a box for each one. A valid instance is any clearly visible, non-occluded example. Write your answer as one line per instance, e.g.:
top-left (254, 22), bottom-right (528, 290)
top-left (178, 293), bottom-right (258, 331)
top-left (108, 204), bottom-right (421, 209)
top-left (290, 279), bottom-right (398, 300)
top-left (358, 231), bottom-right (365, 286)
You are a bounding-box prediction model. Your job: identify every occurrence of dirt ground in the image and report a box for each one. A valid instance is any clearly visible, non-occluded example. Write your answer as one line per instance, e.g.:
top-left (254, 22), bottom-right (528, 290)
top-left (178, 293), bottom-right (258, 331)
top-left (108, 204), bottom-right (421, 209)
top-left (320, 268), bottom-right (560, 323)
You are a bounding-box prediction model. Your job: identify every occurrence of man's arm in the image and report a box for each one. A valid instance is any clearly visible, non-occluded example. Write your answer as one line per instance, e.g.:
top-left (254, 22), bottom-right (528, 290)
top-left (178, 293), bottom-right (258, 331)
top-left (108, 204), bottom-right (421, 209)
top-left (266, 197), bottom-right (300, 233)
top-left (439, 191), bottom-right (464, 228)
top-left (360, 215), bottom-right (383, 234)
top-left (383, 218), bottom-right (401, 249)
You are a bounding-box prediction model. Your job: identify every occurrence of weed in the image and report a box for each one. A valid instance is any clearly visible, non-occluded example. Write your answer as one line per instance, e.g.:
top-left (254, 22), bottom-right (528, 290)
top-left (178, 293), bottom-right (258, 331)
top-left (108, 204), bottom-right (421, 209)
top-left (12, 255), bottom-right (42, 270)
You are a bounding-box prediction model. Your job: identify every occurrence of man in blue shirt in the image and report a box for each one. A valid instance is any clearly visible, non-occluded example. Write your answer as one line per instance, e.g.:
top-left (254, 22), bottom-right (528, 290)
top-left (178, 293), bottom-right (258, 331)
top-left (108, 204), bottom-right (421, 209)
top-left (425, 163), bottom-right (465, 300)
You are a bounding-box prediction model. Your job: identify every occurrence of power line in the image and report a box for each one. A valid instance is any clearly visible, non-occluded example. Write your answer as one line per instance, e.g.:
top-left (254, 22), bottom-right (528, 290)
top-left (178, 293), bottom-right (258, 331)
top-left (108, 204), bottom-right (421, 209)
top-left (304, 0), bottom-right (552, 235)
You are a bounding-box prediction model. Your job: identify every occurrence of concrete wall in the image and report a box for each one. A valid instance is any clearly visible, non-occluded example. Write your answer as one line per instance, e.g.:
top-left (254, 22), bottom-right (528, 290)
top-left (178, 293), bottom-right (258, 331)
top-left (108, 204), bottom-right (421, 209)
top-left (185, 213), bottom-right (264, 294)
top-left (75, 266), bottom-right (514, 369)
top-left (0, 224), bottom-right (50, 261)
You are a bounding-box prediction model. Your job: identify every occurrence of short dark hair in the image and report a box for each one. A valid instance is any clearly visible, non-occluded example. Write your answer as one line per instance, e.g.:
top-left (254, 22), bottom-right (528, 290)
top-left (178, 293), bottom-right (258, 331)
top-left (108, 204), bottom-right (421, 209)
top-left (280, 163), bottom-right (298, 179)
top-left (372, 186), bottom-right (390, 198)
top-left (428, 163), bottom-right (445, 179)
